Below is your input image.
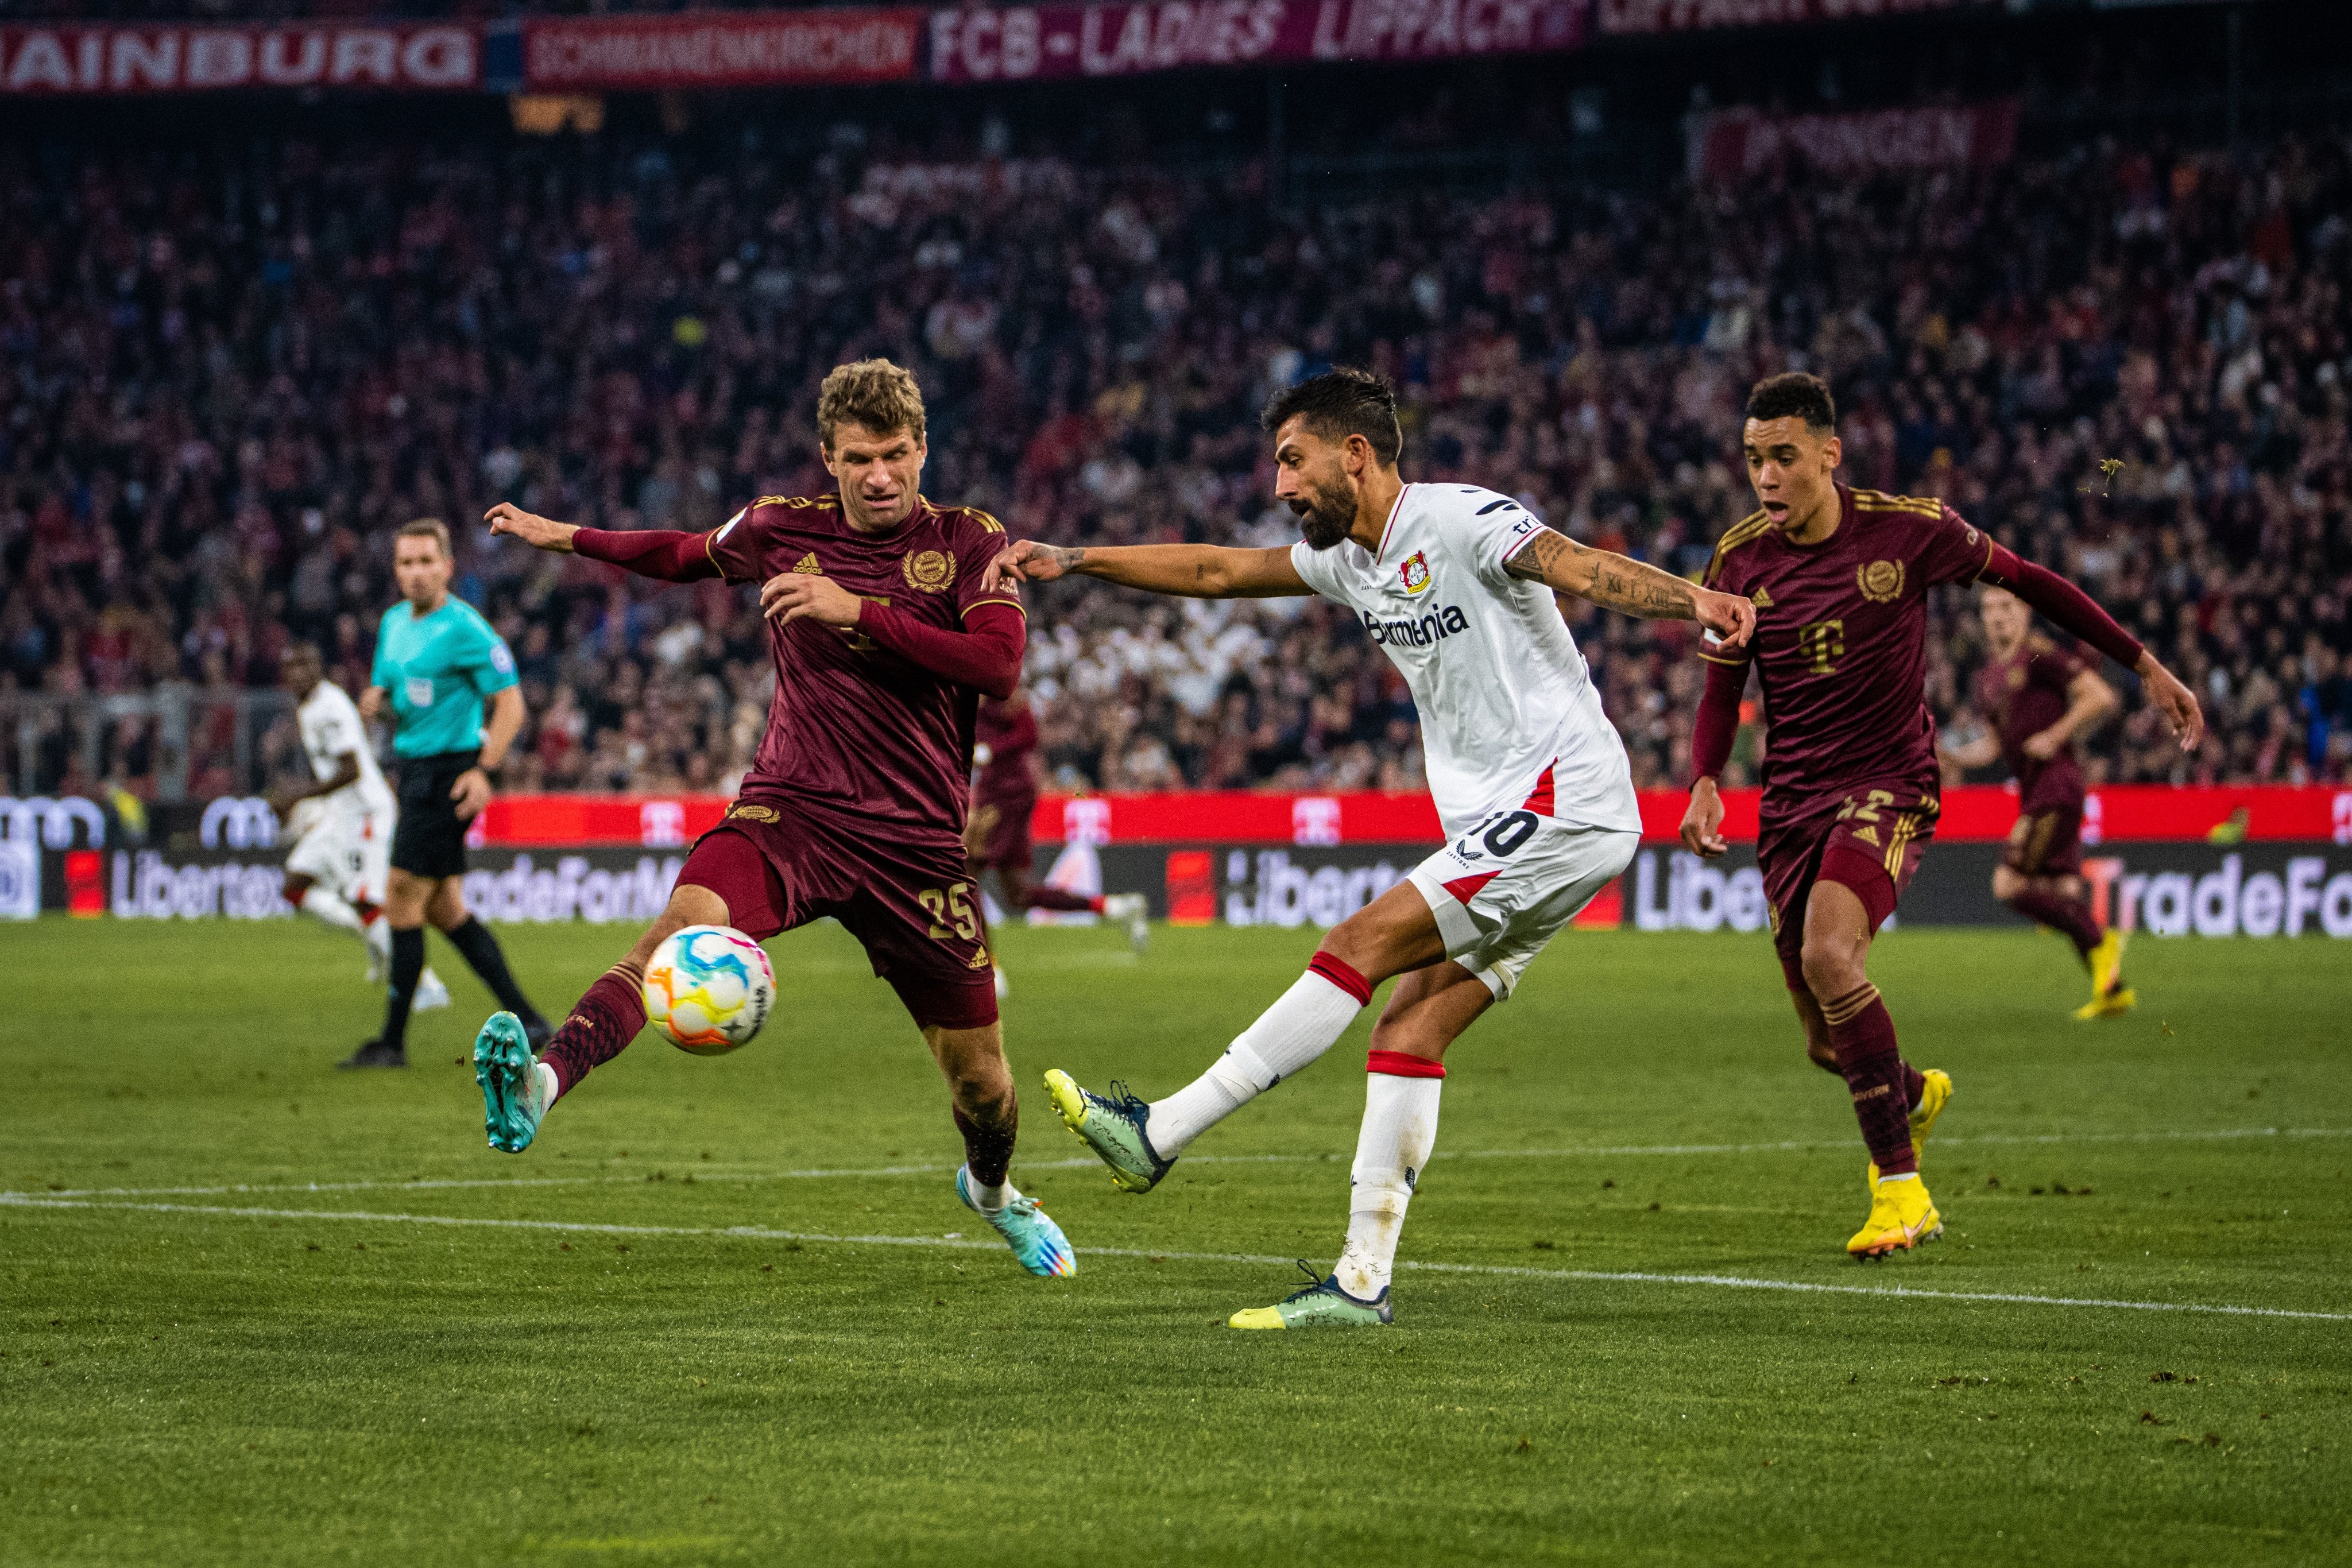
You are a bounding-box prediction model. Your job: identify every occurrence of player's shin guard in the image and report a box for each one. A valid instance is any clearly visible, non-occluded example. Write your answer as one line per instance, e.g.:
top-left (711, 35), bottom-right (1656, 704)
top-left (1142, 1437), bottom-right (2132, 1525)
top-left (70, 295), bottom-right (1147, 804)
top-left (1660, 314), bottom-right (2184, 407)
top-left (1146, 953), bottom-right (1372, 1155)
top-left (2005, 888), bottom-right (2103, 960)
top-left (379, 926), bottom-right (426, 1050)
top-left (443, 916), bottom-right (544, 1027)
top-left (539, 966), bottom-right (646, 1097)
top-left (1821, 982), bottom-right (1917, 1177)
top-left (1335, 1052), bottom-right (1444, 1300)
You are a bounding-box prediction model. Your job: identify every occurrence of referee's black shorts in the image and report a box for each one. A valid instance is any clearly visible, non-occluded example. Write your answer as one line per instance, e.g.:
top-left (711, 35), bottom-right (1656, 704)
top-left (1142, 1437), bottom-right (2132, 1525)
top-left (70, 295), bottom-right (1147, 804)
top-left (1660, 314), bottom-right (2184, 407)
top-left (391, 749), bottom-right (480, 880)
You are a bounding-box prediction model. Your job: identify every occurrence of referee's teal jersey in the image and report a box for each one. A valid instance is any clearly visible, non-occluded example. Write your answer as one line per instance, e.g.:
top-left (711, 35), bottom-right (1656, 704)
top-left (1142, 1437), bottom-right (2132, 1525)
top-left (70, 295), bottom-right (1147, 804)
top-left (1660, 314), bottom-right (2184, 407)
top-left (370, 596), bottom-right (517, 759)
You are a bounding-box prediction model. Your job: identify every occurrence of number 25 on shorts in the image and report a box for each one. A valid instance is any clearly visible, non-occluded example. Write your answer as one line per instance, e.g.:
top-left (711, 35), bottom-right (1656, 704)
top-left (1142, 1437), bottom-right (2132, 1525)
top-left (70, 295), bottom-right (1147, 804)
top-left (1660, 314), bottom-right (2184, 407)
top-left (919, 882), bottom-right (980, 940)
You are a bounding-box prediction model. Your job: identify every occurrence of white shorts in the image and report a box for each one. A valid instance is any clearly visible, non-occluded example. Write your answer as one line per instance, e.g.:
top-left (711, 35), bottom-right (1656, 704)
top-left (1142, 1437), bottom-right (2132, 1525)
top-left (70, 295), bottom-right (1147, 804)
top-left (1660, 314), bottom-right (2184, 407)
top-left (284, 805), bottom-right (392, 907)
top-left (1406, 812), bottom-right (1640, 1000)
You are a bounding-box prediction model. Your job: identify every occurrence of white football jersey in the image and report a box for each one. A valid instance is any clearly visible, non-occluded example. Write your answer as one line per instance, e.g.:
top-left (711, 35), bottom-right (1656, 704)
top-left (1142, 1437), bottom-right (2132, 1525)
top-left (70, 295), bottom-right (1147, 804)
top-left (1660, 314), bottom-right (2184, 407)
top-left (297, 679), bottom-right (395, 820)
top-left (1289, 483), bottom-right (1639, 839)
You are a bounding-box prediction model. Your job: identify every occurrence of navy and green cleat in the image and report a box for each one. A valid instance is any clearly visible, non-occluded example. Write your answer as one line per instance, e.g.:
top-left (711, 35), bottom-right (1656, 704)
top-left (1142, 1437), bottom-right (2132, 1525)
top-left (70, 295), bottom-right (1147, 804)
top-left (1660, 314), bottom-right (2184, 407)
top-left (1229, 1263), bottom-right (1394, 1330)
top-left (1042, 1068), bottom-right (1174, 1193)
top-left (473, 1011), bottom-right (549, 1154)
top-left (955, 1168), bottom-right (1076, 1277)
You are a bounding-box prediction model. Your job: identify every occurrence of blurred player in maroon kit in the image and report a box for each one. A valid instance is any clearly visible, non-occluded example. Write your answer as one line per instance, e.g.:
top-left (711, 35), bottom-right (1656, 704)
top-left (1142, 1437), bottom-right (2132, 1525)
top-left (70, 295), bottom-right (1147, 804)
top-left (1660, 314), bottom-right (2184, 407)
top-left (1941, 586), bottom-right (2132, 1019)
top-left (1681, 374), bottom-right (2202, 1258)
top-left (466, 359), bottom-right (1073, 1278)
top-left (965, 688), bottom-right (1150, 979)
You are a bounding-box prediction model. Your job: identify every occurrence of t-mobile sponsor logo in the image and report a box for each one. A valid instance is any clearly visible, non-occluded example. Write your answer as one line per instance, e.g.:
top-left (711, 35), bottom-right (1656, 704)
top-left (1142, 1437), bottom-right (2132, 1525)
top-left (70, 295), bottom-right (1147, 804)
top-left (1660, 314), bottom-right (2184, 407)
top-left (2090, 853), bottom-right (2352, 938)
top-left (1631, 850), bottom-right (1774, 934)
top-left (1224, 850), bottom-right (1406, 928)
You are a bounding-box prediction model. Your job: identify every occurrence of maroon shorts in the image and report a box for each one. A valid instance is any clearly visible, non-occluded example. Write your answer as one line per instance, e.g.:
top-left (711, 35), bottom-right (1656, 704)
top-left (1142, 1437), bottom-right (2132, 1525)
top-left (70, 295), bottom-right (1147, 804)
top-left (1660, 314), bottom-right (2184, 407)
top-left (2003, 798), bottom-right (2084, 878)
top-left (1756, 780), bottom-right (1940, 989)
top-left (679, 798), bottom-right (997, 1032)
top-left (968, 796), bottom-right (1034, 873)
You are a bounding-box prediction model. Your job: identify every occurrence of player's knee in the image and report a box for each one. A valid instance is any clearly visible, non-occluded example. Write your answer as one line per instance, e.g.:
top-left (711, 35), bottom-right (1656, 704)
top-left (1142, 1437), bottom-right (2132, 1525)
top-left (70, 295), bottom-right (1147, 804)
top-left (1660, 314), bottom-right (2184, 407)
top-left (1991, 866), bottom-right (2022, 900)
top-left (1798, 938), bottom-right (1862, 1002)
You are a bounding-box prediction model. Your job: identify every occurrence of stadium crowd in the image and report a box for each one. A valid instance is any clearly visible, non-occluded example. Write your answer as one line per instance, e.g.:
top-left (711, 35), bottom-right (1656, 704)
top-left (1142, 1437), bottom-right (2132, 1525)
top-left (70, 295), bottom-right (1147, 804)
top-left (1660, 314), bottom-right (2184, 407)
top-left (2, 123), bottom-right (2348, 804)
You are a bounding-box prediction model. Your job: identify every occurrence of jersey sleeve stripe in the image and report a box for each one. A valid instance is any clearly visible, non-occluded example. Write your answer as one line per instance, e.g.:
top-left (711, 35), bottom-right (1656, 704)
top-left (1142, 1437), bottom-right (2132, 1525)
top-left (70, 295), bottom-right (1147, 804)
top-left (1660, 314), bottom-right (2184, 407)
top-left (1697, 649), bottom-right (1751, 666)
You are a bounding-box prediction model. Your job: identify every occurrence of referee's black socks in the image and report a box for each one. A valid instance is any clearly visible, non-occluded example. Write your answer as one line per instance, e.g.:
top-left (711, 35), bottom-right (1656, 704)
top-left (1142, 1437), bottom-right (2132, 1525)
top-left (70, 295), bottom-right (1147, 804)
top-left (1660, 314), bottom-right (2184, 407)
top-left (380, 926), bottom-right (427, 1051)
top-left (444, 916), bottom-right (545, 1031)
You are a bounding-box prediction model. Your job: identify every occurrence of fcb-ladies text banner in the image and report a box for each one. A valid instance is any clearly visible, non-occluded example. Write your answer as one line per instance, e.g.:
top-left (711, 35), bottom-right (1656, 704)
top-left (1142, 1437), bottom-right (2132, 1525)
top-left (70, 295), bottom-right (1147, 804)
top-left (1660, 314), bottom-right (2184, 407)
top-left (927, 0), bottom-right (1584, 83)
top-left (521, 10), bottom-right (922, 90)
top-left (0, 24), bottom-right (478, 94)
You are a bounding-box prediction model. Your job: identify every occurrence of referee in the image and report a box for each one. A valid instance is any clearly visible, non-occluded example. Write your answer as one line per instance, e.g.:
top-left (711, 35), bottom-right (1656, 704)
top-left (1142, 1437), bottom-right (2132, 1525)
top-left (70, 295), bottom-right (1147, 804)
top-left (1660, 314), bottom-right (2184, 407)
top-left (346, 517), bottom-right (548, 1069)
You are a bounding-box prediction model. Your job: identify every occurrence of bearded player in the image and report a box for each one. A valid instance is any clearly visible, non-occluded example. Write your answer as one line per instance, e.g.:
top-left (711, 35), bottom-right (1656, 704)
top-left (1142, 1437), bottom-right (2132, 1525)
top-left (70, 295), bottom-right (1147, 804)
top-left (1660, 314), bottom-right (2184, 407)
top-left (992, 369), bottom-right (1755, 1327)
top-left (1681, 374), bottom-right (2201, 1259)
top-left (966, 687), bottom-right (1150, 991)
top-left (1940, 587), bottom-right (2132, 1019)
top-left (469, 360), bottom-right (1073, 1278)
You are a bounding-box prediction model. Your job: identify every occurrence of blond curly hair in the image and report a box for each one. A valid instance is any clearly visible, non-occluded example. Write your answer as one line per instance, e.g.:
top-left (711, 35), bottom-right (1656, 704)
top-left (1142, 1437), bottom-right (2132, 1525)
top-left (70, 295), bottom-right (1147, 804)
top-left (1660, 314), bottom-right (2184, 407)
top-left (817, 358), bottom-right (926, 450)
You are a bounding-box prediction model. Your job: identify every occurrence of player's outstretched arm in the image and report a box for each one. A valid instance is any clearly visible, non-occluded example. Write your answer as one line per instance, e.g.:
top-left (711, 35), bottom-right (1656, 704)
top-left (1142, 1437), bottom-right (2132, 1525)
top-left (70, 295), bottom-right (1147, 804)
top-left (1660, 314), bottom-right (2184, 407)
top-left (988, 540), bottom-right (1310, 600)
top-left (1506, 526), bottom-right (1755, 649)
top-left (485, 502), bottom-right (719, 583)
top-left (1974, 547), bottom-right (2202, 753)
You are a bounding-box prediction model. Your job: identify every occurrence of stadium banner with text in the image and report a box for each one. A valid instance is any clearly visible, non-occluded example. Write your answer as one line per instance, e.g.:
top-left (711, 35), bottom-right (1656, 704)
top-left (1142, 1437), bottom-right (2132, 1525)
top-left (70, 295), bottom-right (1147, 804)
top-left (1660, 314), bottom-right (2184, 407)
top-left (1689, 99), bottom-right (2020, 182)
top-left (1593, 0), bottom-right (1990, 35)
top-left (0, 23), bottom-right (479, 94)
top-left (926, 0), bottom-right (1584, 84)
top-left (520, 10), bottom-right (921, 90)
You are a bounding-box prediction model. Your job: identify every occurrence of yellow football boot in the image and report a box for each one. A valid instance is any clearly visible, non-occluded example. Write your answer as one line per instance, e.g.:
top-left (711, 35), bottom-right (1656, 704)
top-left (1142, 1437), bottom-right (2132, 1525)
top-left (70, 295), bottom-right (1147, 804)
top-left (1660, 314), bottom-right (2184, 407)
top-left (1867, 1068), bottom-right (1953, 1188)
top-left (1847, 1174), bottom-right (1943, 1259)
top-left (2075, 932), bottom-right (2134, 1020)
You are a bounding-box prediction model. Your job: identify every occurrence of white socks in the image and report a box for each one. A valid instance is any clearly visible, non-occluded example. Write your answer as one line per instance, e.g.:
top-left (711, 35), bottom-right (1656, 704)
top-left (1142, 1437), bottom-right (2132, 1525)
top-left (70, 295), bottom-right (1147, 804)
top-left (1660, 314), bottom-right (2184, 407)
top-left (300, 884), bottom-right (368, 935)
top-left (531, 1061), bottom-right (560, 1115)
top-left (1334, 1064), bottom-right (1444, 1300)
top-left (962, 1166), bottom-right (1015, 1212)
top-left (1146, 961), bottom-right (1371, 1155)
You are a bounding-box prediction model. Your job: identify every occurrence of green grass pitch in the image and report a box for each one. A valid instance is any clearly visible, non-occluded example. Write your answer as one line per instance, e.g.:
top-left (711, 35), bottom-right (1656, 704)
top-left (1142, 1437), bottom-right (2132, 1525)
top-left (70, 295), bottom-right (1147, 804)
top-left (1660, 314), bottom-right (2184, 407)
top-left (3, 914), bottom-right (2348, 1566)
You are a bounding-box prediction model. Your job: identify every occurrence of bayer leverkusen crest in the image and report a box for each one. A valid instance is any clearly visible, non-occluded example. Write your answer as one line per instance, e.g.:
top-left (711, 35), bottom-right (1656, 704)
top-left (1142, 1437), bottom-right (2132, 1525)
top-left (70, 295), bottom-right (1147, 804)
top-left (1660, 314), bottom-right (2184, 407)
top-left (1399, 551), bottom-right (1432, 595)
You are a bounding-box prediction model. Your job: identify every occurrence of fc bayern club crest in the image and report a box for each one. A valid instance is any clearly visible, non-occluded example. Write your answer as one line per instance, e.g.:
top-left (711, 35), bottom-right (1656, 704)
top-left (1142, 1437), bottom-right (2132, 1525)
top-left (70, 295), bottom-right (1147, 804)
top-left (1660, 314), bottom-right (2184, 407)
top-left (1399, 551), bottom-right (1432, 595)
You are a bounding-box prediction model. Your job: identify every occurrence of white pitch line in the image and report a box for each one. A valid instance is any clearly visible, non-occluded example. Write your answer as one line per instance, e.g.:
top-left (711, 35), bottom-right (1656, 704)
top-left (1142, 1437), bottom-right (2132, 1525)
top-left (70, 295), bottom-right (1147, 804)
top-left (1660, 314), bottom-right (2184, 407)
top-left (5, 1193), bottom-right (2346, 1324)
top-left (11, 1126), bottom-right (2347, 1203)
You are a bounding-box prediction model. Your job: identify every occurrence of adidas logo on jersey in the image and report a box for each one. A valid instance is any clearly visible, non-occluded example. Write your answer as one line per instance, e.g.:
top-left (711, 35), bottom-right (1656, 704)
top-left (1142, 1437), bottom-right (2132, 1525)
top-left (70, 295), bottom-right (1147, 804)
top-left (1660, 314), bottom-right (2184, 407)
top-left (1361, 604), bottom-right (1469, 648)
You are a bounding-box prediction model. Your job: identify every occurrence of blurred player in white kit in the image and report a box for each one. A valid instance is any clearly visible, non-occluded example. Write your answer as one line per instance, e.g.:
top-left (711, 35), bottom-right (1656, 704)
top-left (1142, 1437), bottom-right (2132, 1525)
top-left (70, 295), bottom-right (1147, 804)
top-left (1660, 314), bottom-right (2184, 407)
top-left (273, 642), bottom-right (448, 1010)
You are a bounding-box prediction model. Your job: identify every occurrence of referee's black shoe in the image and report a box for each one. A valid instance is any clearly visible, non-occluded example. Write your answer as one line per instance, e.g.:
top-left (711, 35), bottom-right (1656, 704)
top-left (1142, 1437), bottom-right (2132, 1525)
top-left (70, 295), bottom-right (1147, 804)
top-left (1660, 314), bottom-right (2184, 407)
top-left (337, 1039), bottom-right (408, 1070)
top-left (523, 1013), bottom-right (554, 1052)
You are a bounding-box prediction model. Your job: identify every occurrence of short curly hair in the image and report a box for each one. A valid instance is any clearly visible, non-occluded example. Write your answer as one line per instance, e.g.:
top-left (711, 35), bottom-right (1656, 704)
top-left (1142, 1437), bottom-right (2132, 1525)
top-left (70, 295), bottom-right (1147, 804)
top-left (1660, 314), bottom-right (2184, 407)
top-left (1260, 367), bottom-right (1403, 466)
top-left (818, 358), bottom-right (926, 449)
top-left (1745, 371), bottom-right (1837, 432)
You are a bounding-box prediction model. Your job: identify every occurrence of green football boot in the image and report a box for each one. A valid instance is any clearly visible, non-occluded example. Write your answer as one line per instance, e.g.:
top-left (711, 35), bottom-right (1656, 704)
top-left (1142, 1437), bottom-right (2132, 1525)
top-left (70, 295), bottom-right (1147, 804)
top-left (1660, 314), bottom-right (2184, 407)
top-left (473, 1011), bottom-right (550, 1154)
top-left (1042, 1069), bottom-right (1175, 1193)
top-left (1229, 1263), bottom-right (1394, 1330)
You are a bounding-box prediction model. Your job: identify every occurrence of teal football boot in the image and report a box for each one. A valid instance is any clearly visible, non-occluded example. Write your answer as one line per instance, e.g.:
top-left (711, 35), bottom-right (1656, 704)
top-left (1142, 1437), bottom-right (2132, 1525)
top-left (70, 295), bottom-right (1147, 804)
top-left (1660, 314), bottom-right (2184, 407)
top-left (956, 1168), bottom-right (1076, 1277)
top-left (473, 1011), bottom-right (549, 1153)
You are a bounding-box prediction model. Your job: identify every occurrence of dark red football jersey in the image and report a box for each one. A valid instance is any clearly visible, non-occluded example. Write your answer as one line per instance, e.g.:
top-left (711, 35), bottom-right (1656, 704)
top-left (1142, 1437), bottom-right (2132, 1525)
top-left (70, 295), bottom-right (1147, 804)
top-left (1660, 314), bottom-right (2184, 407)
top-left (973, 696), bottom-right (1040, 812)
top-left (706, 493), bottom-right (1023, 835)
top-left (1700, 483), bottom-right (1997, 825)
top-left (1974, 637), bottom-right (2088, 810)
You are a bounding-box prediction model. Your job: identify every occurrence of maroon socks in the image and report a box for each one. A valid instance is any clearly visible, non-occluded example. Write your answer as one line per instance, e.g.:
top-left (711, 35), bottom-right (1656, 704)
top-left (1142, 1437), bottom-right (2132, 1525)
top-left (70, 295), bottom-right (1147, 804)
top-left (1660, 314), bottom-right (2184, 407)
top-left (1022, 886), bottom-right (1100, 913)
top-left (540, 966), bottom-right (647, 1096)
top-left (1821, 982), bottom-right (1918, 1176)
top-left (2006, 888), bottom-right (2103, 960)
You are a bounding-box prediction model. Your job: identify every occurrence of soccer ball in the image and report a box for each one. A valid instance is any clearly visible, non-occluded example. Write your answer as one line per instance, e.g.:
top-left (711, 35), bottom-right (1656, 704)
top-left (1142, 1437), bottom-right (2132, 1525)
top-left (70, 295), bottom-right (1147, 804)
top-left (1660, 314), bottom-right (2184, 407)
top-left (641, 924), bottom-right (775, 1055)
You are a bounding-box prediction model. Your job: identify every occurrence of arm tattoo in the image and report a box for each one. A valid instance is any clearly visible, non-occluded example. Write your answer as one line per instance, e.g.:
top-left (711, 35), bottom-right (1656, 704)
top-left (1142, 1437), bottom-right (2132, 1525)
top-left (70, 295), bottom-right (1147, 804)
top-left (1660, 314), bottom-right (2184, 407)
top-left (1507, 524), bottom-right (1695, 618)
top-left (1049, 545), bottom-right (1087, 572)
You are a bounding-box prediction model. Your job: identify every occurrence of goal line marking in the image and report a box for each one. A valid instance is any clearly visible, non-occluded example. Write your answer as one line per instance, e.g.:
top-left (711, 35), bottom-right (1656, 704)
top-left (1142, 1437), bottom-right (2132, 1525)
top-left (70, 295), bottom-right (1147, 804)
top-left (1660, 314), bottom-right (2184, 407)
top-left (14, 1126), bottom-right (2347, 1203)
top-left (4, 1193), bottom-right (2346, 1325)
